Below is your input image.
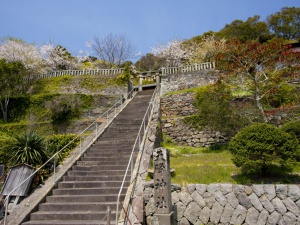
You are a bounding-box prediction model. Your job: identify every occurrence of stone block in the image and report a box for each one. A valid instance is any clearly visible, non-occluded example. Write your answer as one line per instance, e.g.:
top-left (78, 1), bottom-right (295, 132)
top-left (257, 209), bottom-right (269, 225)
top-left (275, 184), bottom-right (287, 200)
top-left (220, 203), bottom-right (234, 224)
top-left (184, 202), bottom-right (201, 224)
top-left (271, 197), bottom-right (287, 215)
top-left (191, 190), bottom-right (206, 208)
top-left (287, 185), bottom-right (300, 201)
top-left (210, 201), bottom-right (223, 224)
top-left (230, 205), bottom-right (247, 225)
top-left (245, 207), bottom-right (259, 225)
top-left (264, 185), bottom-right (276, 201)
top-left (260, 195), bottom-right (275, 213)
top-left (282, 197), bottom-right (300, 215)
top-left (199, 206), bottom-right (211, 224)
top-left (253, 185), bottom-right (265, 197)
top-left (267, 211), bottom-right (282, 225)
top-left (249, 193), bottom-right (263, 212)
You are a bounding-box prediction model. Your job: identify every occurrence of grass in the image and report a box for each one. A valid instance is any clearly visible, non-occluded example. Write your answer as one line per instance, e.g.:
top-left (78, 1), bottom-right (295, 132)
top-left (163, 87), bottom-right (200, 96)
top-left (161, 141), bottom-right (300, 186)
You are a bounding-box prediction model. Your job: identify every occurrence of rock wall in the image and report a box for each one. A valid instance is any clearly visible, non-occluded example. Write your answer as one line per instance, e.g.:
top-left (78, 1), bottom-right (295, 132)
top-left (144, 183), bottom-right (300, 225)
top-left (161, 92), bottom-right (227, 147)
top-left (160, 70), bottom-right (218, 96)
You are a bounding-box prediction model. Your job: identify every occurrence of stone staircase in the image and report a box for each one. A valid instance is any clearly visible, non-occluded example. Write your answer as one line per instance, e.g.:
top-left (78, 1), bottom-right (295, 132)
top-left (22, 89), bottom-right (154, 225)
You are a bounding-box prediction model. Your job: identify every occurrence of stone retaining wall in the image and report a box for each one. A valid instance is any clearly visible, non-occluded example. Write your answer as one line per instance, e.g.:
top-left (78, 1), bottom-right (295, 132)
top-left (144, 183), bottom-right (300, 225)
top-left (161, 92), bottom-right (227, 147)
top-left (160, 70), bottom-right (218, 96)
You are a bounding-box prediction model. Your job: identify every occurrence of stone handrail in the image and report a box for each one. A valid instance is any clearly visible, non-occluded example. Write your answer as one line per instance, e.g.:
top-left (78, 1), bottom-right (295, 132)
top-left (25, 68), bottom-right (125, 81)
top-left (161, 62), bottom-right (215, 75)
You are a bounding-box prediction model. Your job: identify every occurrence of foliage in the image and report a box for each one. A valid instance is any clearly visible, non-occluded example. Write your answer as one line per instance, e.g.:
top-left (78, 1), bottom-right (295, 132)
top-left (216, 39), bottom-right (300, 122)
top-left (263, 83), bottom-right (299, 108)
top-left (193, 81), bottom-right (249, 137)
top-left (46, 133), bottom-right (79, 164)
top-left (267, 7), bottom-right (300, 40)
top-left (46, 95), bottom-right (81, 125)
top-left (229, 123), bottom-right (300, 175)
top-left (4, 130), bottom-right (47, 166)
top-left (134, 53), bottom-right (165, 71)
top-left (182, 34), bottom-right (226, 63)
top-left (0, 59), bottom-right (28, 122)
top-left (216, 15), bottom-right (272, 43)
top-left (0, 131), bottom-right (13, 164)
top-left (281, 121), bottom-right (300, 140)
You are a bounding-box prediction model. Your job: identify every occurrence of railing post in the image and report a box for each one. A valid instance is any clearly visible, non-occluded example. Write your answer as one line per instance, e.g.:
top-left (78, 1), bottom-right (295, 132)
top-left (80, 135), bottom-right (82, 154)
top-left (107, 206), bottom-right (111, 225)
top-left (53, 156), bottom-right (56, 184)
top-left (96, 122), bottom-right (98, 139)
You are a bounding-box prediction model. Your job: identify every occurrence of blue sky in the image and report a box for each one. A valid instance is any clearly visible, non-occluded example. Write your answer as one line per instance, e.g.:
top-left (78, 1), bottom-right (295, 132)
top-left (1, 0), bottom-right (299, 61)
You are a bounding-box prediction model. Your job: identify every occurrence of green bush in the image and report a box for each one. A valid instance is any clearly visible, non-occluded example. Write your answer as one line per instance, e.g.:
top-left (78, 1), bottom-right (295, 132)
top-left (263, 83), bottom-right (299, 108)
top-left (281, 121), bottom-right (300, 140)
top-left (46, 134), bottom-right (79, 164)
top-left (229, 123), bottom-right (300, 175)
top-left (193, 81), bottom-right (249, 137)
top-left (46, 95), bottom-right (81, 125)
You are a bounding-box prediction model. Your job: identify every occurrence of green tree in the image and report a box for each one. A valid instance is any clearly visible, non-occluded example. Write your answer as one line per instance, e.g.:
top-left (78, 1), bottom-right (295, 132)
top-left (229, 123), bottom-right (300, 175)
top-left (134, 53), bottom-right (164, 71)
top-left (216, 39), bottom-right (300, 122)
top-left (0, 59), bottom-right (28, 122)
top-left (217, 16), bottom-right (271, 42)
top-left (267, 7), bottom-right (300, 40)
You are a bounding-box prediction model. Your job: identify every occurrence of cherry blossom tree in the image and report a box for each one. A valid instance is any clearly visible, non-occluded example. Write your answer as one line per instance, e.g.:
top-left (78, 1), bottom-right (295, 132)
top-left (0, 38), bottom-right (42, 73)
top-left (151, 39), bottom-right (188, 67)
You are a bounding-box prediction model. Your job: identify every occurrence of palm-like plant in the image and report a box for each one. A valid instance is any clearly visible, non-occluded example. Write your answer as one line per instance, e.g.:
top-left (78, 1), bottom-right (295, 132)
top-left (5, 130), bottom-right (47, 166)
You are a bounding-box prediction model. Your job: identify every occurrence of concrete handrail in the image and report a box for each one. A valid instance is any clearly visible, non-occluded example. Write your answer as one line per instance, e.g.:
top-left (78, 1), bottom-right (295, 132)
top-left (115, 88), bottom-right (158, 224)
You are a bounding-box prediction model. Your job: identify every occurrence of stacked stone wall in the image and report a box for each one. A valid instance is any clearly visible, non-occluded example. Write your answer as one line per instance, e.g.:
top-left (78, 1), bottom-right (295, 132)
top-left (161, 92), bottom-right (227, 147)
top-left (144, 183), bottom-right (300, 225)
top-left (160, 70), bottom-right (218, 96)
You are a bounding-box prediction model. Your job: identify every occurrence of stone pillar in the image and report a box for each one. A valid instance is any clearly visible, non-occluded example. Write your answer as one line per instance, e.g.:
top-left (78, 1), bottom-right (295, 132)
top-left (153, 148), bottom-right (174, 225)
top-left (155, 73), bottom-right (160, 88)
top-left (138, 75), bottom-right (143, 91)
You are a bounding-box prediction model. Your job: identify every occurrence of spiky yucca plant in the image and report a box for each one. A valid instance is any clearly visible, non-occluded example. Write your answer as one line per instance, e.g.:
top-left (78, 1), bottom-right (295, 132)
top-left (6, 130), bottom-right (47, 166)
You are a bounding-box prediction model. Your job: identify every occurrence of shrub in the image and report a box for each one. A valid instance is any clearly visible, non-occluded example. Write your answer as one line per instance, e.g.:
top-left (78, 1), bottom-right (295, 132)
top-left (46, 134), bottom-right (79, 164)
top-left (193, 81), bottom-right (249, 137)
top-left (229, 123), bottom-right (300, 175)
top-left (4, 130), bottom-right (47, 166)
top-left (281, 120), bottom-right (300, 140)
top-left (46, 95), bottom-right (81, 125)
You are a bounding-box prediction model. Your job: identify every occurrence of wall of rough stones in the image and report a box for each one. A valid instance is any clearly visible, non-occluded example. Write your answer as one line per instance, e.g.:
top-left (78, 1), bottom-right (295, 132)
top-left (161, 92), bottom-right (228, 147)
top-left (160, 70), bottom-right (218, 96)
top-left (144, 183), bottom-right (300, 225)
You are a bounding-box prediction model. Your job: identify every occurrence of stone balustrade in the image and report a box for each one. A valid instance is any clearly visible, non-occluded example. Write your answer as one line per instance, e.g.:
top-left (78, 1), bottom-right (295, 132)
top-left (161, 62), bottom-right (215, 76)
top-left (25, 68), bottom-right (125, 81)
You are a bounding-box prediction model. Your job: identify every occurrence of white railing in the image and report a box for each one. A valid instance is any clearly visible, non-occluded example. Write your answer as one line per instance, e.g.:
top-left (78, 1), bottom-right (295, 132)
top-left (161, 62), bottom-right (215, 75)
top-left (26, 68), bottom-right (125, 81)
top-left (116, 88), bottom-right (158, 224)
top-left (2, 88), bottom-right (138, 225)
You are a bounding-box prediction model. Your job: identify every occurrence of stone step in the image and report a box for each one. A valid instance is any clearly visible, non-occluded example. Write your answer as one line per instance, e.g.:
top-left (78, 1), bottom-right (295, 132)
top-left (76, 161), bottom-right (129, 166)
top-left (46, 194), bottom-right (124, 203)
top-left (29, 211), bottom-right (115, 221)
top-left (79, 156), bottom-right (132, 162)
top-left (58, 181), bottom-right (129, 189)
top-left (67, 170), bottom-right (126, 176)
top-left (23, 220), bottom-right (116, 225)
top-left (52, 187), bottom-right (125, 195)
top-left (83, 152), bottom-right (136, 158)
top-left (39, 202), bottom-right (117, 211)
top-left (63, 175), bottom-right (129, 182)
top-left (71, 165), bottom-right (128, 171)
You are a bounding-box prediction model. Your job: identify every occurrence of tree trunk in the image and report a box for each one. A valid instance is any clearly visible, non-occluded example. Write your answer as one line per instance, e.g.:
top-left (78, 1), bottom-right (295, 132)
top-left (0, 97), bottom-right (9, 123)
top-left (255, 96), bottom-right (267, 122)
